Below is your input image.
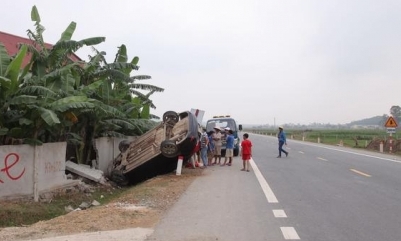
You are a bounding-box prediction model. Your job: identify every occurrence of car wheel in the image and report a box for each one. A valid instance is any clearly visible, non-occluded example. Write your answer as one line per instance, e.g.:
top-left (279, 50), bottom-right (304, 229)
top-left (118, 140), bottom-right (130, 153)
top-left (163, 111), bottom-right (179, 124)
top-left (160, 140), bottom-right (179, 158)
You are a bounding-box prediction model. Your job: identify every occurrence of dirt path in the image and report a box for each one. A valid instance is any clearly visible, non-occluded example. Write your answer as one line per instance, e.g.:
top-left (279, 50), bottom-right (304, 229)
top-left (0, 168), bottom-right (203, 241)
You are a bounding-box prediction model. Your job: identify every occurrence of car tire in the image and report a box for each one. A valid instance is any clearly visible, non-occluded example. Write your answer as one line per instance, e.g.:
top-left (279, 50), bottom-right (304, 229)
top-left (160, 140), bottom-right (179, 158)
top-left (163, 111), bottom-right (179, 124)
top-left (118, 140), bottom-right (130, 153)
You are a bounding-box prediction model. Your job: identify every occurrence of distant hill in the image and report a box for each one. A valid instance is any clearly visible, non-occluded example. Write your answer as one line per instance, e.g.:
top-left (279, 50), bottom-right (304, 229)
top-left (347, 115), bottom-right (385, 126)
top-left (242, 115), bottom-right (388, 129)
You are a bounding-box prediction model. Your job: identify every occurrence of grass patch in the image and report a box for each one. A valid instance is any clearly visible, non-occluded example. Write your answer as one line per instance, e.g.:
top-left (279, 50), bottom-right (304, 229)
top-left (0, 184), bottom-right (127, 228)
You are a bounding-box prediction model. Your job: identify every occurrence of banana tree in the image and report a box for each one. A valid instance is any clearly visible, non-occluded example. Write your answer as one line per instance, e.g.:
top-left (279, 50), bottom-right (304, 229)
top-left (0, 43), bottom-right (40, 144)
top-left (110, 44), bottom-right (164, 119)
top-left (16, 6), bottom-right (106, 148)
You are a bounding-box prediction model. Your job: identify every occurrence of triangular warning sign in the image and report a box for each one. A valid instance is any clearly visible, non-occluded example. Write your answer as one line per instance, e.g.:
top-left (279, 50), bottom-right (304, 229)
top-left (385, 116), bottom-right (398, 128)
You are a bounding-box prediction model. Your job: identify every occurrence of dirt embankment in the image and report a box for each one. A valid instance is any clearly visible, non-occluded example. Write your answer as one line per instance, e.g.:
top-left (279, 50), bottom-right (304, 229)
top-left (0, 168), bottom-right (203, 241)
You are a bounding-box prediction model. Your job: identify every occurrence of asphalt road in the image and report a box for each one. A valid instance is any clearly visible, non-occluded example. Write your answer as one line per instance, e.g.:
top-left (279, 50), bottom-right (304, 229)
top-left (147, 133), bottom-right (401, 241)
top-left (26, 133), bottom-right (401, 241)
top-left (251, 133), bottom-right (401, 241)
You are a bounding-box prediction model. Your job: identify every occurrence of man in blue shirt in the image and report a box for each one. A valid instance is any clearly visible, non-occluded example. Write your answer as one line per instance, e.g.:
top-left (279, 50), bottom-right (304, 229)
top-left (222, 129), bottom-right (235, 166)
top-left (277, 126), bottom-right (289, 158)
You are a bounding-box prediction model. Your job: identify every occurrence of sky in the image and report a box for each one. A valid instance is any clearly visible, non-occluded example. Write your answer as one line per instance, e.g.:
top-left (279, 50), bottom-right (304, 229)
top-left (1, 0), bottom-right (401, 125)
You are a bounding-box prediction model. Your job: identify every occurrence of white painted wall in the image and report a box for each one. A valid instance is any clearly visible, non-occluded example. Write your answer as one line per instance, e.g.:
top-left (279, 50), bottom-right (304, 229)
top-left (96, 137), bottom-right (137, 173)
top-left (0, 142), bottom-right (73, 200)
top-left (0, 145), bottom-right (34, 197)
top-left (0, 137), bottom-right (138, 200)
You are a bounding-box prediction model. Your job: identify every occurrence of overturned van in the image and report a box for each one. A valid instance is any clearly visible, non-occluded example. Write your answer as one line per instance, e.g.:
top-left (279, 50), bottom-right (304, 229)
top-left (107, 110), bottom-right (200, 185)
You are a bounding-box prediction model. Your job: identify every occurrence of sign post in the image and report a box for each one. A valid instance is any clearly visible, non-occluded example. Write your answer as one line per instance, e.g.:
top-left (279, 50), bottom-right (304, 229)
top-left (384, 116), bottom-right (398, 153)
top-left (190, 108), bottom-right (205, 124)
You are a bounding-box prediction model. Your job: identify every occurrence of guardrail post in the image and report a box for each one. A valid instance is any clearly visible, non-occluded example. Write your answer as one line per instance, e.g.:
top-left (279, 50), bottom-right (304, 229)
top-left (176, 155), bottom-right (184, 175)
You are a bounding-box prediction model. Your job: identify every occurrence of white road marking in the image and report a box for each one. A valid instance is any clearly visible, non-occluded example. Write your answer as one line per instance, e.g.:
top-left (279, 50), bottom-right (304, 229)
top-left (251, 157), bottom-right (300, 240)
top-left (350, 168), bottom-right (371, 177)
top-left (297, 141), bottom-right (401, 164)
top-left (281, 227), bottom-right (300, 239)
top-left (299, 151), bottom-right (304, 154)
top-left (317, 157), bottom-right (328, 161)
top-left (273, 209), bottom-right (287, 218)
top-left (250, 158), bottom-right (279, 203)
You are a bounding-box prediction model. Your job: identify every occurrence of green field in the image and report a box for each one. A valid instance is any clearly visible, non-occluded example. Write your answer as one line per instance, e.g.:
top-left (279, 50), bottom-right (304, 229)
top-left (246, 128), bottom-right (399, 151)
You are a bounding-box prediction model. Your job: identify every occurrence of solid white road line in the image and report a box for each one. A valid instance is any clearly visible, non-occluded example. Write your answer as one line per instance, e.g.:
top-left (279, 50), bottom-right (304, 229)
top-left (249, 158), bottom-right (278, 203)
top-left (273, 209), bottom-right (287, 218)
top-left (280, 227), bottom-right (300, 240)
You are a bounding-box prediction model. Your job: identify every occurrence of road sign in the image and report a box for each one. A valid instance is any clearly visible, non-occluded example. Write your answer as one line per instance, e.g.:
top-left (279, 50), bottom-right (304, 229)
top-left (384, 116), bottom-right (398, 128)
top-left (386, 128), bottom-right (396, 134)
top-left (190, 108), bottom-right (205, 124)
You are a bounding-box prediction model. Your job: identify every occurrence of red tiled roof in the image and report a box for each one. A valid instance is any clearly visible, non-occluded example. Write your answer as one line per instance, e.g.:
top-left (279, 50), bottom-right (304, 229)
top-left (0, 31), bottom-right (81, 67)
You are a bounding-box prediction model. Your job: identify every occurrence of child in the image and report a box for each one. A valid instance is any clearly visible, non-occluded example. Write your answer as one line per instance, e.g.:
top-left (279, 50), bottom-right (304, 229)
top-left (240, 133), bottom-right (252, 172)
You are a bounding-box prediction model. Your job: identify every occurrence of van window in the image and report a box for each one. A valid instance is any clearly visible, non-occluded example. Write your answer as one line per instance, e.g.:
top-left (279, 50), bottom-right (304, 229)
top-left (206, 119), bottom-right (237, 132)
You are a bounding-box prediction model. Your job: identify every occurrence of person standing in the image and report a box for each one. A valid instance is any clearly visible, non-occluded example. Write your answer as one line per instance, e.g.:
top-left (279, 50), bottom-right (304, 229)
top-left (200, 128), bottom-right (209, 168)
top-left (207, 130), bottom-right (215, 166)
top-left (277, 126), bottom-right (288, 158)
top-left (221, 129), bottom-right (234, 166)
top-left (240, 133), bottom-right (252, 172)
top-left (207, 130), bottom-right (214, 166)
top-left (212, 127), bottom-right (222, 165)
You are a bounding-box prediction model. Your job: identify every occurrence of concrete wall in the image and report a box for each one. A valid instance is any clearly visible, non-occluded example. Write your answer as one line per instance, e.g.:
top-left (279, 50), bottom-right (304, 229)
top-left (0, 137), bottom-right (137, 200)
top-left (0, 142), bottom-right (73, 200)
top-left (96, 136), bottom-right (137, 174)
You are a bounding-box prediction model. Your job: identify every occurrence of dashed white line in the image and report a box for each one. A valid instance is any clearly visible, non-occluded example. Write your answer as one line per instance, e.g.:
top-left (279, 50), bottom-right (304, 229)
top-left (273, 209), bottom-right (287, 218)
top-left (350, 168), bottom-right (371, 177)
top-left (317, 157), bottom-right (328, 161)
top-left (295, 141), bottom-right (401, 164)
top-left (249, 158), bottom-right (278, 203)
top-left (281, 227), bottom-right (300, 239)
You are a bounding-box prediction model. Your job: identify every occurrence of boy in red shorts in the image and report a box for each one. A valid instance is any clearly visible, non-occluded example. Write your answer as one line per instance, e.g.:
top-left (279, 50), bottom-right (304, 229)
top-left (240, 133), bottom-right (252, 172)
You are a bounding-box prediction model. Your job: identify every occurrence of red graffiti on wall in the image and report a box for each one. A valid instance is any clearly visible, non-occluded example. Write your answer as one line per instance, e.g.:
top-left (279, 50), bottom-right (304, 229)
top-left (0, 153), bottom-right (26, 183)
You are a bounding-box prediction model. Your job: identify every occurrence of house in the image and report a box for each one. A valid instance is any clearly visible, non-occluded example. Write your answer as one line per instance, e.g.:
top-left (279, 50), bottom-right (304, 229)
top-left (0, 31), bottom-right (81, 67)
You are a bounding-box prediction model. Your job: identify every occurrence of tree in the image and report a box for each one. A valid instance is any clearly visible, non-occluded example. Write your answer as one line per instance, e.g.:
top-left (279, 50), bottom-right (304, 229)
top-left (0, 43), bottom-right (37, 144)
top-left (0, 5), bottom-right (166, 166)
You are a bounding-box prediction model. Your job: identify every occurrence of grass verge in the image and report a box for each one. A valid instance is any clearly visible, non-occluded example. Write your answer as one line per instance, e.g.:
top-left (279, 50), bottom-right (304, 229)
top-left (0, 184), bottom-right (127, 227)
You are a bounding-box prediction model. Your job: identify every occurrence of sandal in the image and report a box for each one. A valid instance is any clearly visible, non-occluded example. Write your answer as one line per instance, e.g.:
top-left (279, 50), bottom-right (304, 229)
top-left (241, 168), bottom-right (245, 171)
top-left (246, 170), bottom-right (250, 172)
